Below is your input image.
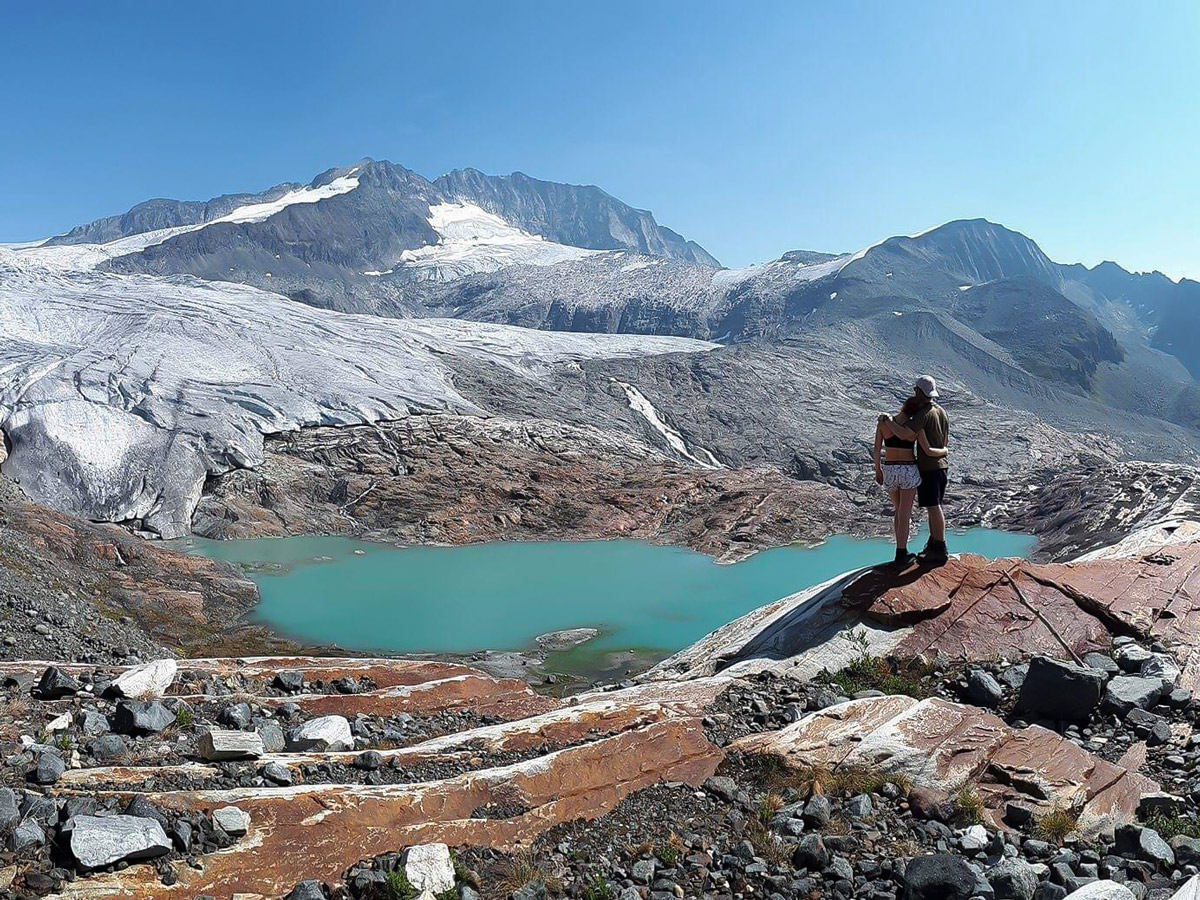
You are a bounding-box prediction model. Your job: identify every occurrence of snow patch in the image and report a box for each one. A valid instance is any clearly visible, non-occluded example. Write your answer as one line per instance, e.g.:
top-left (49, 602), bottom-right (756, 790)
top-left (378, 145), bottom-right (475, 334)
top-left (614, 380), bottom-right (722, 469)
top-left (14, 175), bottom-right (361, 274)
top-left (395, 202), bottom-right (599, 282)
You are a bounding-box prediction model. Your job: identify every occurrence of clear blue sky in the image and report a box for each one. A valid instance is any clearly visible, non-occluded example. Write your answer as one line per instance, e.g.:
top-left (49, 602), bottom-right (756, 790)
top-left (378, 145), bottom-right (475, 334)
top-left (3, 2), bottom-right (1197, 278)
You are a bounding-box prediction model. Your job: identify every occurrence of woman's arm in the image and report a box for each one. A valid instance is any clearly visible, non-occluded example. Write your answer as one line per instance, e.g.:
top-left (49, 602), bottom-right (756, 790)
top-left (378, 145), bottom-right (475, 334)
top-left (873, 421), bottom-right (884, 483)
top-left (887, 417), bottom-right (918, 441)
top-left (916, 429), bottom-right (947, 458)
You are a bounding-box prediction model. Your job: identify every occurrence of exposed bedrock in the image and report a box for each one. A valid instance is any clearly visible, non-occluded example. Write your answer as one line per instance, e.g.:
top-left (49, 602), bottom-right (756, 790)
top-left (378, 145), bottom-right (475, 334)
top-left (0, 478), bottom-right (258, 663)
top-left (650, 538), bottom-right (1200, 690)
top-left (192, 414), bottom-right (862, 560)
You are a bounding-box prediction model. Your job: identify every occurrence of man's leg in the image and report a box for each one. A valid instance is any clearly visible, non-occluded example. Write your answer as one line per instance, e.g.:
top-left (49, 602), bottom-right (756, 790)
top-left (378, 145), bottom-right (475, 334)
top-left (928, 503), bottom-right (945, 543)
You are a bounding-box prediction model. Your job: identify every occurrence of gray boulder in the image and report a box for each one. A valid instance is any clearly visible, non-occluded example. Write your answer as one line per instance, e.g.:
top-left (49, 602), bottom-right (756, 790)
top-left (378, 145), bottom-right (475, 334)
top-left (1171, 835), bottom-right (1200, 867)
top-left (286, 715), bottom-right (353, 752)
top-left (7, 819), bottom-right (45, 852)
top-left (793, 834), bottom-right (829, 870)
top-left (1017, 656), bottom-right (1104, 722)
top-left (78, 709), bottom-right (110, 737)
top-left (1114, 823), bottom-right (1174, 867)
top-left (89, 733), bottom-right (128, 762)
top-left (0, 787), bottom-right (19, 834)
top-left (212, 806), bottom-right (250, 836)
top-left (902, 853), bottom-right (977, 900)
top-left (32, 751), bottom-right (66, 785)
top-left (284, 882), bottom-right (327, 900)
top-left (1060, 882), bottom-right (1135, 899)
top-left (198, 730), bottom-right (264, 761)
top-left (112, 700), bottom-right (175, 735)
top-left (803, 794), bottom-right (832, 827)
top-left (966, 669), bottom-right (1005, 707)
top-left (1103, 676), bottom-right (1166, 715)
top-left (36, 666), bottom-right (79, 699)
top-left (69, 815), bottom-right (172, 869)
top-left (988, 858), bottom-right (1039, 900)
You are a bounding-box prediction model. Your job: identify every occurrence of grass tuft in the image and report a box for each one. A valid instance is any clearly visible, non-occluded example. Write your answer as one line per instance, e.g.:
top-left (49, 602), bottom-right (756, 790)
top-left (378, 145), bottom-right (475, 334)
top-left (384, 870), bottom-right (416, 900)
top-left (951, 787), bottom-right (984, 825)
top-left (1034, 805), bottom-right (1081, 844)
top-left (581, 875), bottom-right (616, 900)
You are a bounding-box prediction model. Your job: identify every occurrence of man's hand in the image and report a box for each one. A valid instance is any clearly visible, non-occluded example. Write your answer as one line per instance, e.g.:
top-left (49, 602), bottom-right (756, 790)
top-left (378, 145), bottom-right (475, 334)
top-left (877, 413), bottom-right (890, 425)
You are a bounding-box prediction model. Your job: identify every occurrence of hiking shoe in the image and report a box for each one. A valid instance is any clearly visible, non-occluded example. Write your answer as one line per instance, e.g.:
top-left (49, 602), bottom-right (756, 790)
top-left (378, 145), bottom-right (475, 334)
top-left (894, 548), bottom-right (917, 567)
top-left (918, 541), bottom-right (949, 564)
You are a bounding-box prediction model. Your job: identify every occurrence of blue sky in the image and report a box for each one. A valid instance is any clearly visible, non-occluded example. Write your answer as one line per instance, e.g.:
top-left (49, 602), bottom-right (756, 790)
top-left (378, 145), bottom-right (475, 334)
top-left (3, 2), bottom-right (1197, 278)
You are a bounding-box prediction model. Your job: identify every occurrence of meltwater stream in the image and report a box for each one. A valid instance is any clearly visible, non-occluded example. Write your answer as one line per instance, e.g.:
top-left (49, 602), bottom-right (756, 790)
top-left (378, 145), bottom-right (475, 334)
top-left (180, 529), bottom-right (1036, 677)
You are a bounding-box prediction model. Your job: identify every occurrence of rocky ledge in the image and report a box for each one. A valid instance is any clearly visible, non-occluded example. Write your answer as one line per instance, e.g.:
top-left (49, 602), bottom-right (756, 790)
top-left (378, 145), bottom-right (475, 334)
top-left (4, 528), bottom-right (1200, 899)
top-left (191, 415), bottom-right (864, 561)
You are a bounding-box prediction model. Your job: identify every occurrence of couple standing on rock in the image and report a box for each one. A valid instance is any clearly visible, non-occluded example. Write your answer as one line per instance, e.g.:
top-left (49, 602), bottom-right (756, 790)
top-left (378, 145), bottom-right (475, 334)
top-left (873, 375), bottom-right (950, 567)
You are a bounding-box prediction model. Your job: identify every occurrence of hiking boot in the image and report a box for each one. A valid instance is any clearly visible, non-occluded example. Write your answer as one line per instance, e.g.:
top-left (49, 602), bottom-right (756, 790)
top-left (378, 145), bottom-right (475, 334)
top-left (894, 548), bottom-right (917, 568)
top-left (918, 540), bottom-right (949, 564)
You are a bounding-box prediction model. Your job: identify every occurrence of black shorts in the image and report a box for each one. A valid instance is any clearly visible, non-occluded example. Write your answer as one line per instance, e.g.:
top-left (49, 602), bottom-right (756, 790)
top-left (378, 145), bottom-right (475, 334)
top-left (917, 468), bottom-right (948, 508)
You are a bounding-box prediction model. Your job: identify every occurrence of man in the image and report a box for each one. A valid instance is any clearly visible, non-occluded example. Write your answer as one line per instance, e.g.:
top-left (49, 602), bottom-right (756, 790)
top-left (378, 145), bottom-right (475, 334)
top-left (880, 375), bottom-right (950, 563)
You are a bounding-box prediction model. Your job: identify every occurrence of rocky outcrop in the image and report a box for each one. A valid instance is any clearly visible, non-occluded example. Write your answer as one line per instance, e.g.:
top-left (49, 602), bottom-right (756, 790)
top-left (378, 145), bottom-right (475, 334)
top-left (0, 478), bottom-right (258, 663)
top-left (733, 695), bottom-right (1157, 829)
top-left (650, 543), bottom-right (1200, 689)
top-left (193, 414), bottom-right (859, 561)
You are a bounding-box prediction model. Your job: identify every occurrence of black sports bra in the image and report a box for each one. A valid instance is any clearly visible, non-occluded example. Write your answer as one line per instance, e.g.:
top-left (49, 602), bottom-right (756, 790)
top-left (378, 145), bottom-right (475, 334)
top-left (883, 435), bottom-right (915, 449)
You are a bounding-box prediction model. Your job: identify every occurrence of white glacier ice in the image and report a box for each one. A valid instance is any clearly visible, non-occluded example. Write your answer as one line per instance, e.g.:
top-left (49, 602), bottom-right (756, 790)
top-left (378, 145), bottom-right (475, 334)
top-left (0, 237), bottom-right (715, 536)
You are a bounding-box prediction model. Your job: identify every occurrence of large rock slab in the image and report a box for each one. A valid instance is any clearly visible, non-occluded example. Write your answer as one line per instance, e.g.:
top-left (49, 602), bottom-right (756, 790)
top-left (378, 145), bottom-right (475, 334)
top-left (651, 544), bottom-right (1200, 690)
top-left (733, 695), bottom-right (1156, 828)
top-left (110, 659), bottom-right (178, 699)
top-left (197, 730), bottom-right (264, 761)
top-left (68, 815), bottom-right (172, 869)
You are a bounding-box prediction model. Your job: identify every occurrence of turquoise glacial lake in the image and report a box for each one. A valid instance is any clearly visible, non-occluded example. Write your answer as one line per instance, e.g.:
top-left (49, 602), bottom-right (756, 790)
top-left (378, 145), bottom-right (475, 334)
top-left (180, 529), bottom-right (1035, 676)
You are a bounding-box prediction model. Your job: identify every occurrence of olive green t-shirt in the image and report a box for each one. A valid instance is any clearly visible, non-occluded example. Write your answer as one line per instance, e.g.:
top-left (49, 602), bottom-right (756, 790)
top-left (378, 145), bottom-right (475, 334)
top-left (909, 404), bottom-right (949, 472)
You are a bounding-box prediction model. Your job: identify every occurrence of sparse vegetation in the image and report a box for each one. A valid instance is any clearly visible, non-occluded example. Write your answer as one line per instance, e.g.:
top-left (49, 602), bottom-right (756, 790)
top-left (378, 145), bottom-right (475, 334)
top-left (383, 870), bottom-right (416, 900)
top-left (581, 875), bottom-right (616, 900)
top-left (495, 850), bottom-right (544, 898)
top-left (1034, 805), bottom-right (1082, 844)
top-left (173, 705), bottom-right (195, 728)
top-left (822, 629), bottom-right (935, 699)
top-left (757, 791), bottom-right (786, 825)
top-left (951, 787), bottom-right (984, 825)
top-left (1144, 813), bottom-right (1200, 840)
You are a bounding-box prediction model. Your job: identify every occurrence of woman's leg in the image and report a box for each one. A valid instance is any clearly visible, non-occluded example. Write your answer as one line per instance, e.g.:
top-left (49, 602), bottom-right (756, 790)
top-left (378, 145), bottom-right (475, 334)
top-left (896, 489), bottom-right (915, 551)
top-left (889, 488), bottom-right (903, 549)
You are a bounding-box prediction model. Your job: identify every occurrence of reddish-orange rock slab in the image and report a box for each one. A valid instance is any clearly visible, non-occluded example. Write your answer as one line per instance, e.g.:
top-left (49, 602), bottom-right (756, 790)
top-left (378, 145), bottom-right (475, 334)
top-left (248, 673), bottom-right (558, 720)
top-left (733, 696), bottom-right (1156, 828)
top-left (52, 719), bottom-right (723, 899)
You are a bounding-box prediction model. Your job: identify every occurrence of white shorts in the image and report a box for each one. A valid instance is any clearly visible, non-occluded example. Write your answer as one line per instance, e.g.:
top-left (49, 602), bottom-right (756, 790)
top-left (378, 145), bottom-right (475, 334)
top-left (882, 464), bottom-right (922, 491)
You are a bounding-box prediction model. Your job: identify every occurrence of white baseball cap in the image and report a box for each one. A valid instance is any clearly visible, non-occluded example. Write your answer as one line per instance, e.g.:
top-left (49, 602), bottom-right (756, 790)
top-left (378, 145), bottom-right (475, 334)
top-left (915, 375), bottom-right (939, 398)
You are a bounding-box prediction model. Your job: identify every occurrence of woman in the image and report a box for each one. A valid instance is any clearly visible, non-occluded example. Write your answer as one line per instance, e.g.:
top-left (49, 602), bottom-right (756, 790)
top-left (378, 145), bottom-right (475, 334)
top-left (874, 397), bottom-right (947, 566)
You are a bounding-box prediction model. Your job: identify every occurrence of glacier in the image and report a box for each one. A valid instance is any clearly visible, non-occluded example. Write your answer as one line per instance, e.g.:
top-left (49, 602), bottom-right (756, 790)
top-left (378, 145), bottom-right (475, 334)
top-left (0, 236), bottom-right (714, 537)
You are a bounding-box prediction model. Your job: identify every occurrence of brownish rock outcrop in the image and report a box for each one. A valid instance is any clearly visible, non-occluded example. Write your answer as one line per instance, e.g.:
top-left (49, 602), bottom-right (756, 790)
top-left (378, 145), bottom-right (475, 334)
top-left (654, 543), bottom-right (1200, 689)
top-left (733, 695), bottom-right (1157, 829)
top-left (192, 415), bottom-right (861, 561)
top-left (0, 479), bottom-right (259, 661)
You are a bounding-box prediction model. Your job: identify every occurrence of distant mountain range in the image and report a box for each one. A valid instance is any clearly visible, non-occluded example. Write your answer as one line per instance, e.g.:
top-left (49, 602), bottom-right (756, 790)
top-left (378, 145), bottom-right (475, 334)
top-left (5, 157), bottom-right (1200, 544)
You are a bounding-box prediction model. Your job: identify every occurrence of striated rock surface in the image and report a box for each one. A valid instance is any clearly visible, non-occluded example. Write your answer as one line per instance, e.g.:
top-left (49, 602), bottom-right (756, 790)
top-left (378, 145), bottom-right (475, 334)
top-left (650, 543), bottom-right (1200, 689)
top-left (733, 695), bottom-right (1158, 828)
top-left (193, 414), bottom-right (859, 560)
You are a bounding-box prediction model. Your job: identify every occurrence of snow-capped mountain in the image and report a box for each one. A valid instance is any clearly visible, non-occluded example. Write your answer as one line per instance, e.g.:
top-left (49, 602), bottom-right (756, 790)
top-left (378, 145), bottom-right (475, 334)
top-left (5, 157), bottom-right (1200, 541)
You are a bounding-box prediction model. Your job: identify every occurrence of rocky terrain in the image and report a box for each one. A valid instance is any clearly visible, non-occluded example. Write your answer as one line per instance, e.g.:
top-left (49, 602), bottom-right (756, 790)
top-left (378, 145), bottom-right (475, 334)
top-left (4, 525), bottom-right (1200, 899)
top-left (191, 415), bottom-right (861, 561)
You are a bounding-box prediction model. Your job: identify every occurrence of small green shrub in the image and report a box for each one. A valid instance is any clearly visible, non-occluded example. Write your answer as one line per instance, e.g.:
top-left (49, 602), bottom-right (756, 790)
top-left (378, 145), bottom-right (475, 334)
top-left (1144, 813), bottom-right (1200, 840)
top-left (383, 870), bottom-right (416, 900)
top-left (581, 875), bottom-right (616, 900)
top-left (174, 705), bottom-right (195, 728)
top-left (951, 787), bottom-right (984, 825)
